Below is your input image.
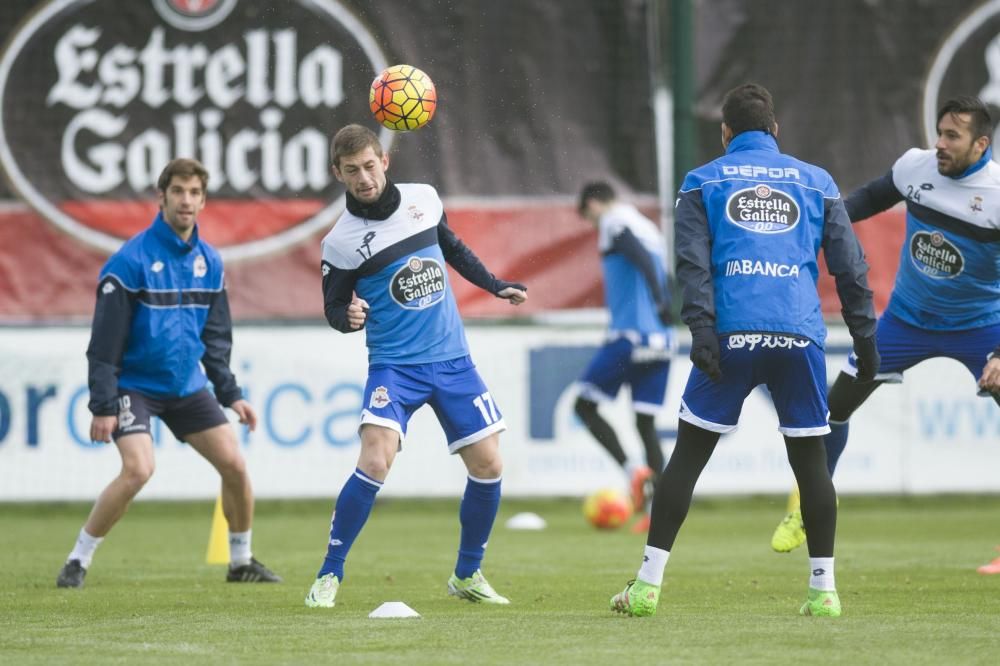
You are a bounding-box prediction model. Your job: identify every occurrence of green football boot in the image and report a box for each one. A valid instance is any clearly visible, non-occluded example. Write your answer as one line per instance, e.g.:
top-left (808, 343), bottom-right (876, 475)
top-left (610, 579), bottom-right (660, 617)
top-left (799, 588), bottom-right (842, 617)
top-left (447, 570), bottom-right (510, 604)
top-left (304, 573), bottom-right (340, 608)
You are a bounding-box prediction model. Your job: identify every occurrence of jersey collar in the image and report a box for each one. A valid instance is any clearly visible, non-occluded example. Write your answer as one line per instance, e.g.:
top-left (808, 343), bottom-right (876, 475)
top-left (953, 146), bottom-right (993, 179)
top-left (345, 179), bottom-right (401, 221)
top-left (151, 212), bottom-right (200, 254)
top-left (726, 130), bottom-right (779, 154)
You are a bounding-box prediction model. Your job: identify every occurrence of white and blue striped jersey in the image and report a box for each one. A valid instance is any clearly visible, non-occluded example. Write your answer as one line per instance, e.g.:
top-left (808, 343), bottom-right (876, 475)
top-left (321, 183), bottom-right (468, 365)
top-left (597, 202), bottom-right (671, 340)
top-left (885, 148), bottom-right (1000, 330)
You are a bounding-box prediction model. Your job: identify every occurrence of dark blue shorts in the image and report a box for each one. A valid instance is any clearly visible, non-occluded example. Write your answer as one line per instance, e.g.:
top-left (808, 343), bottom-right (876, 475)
top-left (844, 311), bottom-right (1000, 392)
top-left (680, 334), bottom-right (830, 436)
top-left (113, 388), bottom-right (229, 442)
top-left (361, 355), bottom-right (506, 452)
top-left (577, 336), bottom-right (673, 414)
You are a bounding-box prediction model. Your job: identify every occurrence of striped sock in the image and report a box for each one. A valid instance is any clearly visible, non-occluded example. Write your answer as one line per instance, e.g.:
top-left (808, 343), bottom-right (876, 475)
top-left (318, 468), bottom-right (382, 581)
top-left (455, 475), bottom-right (502, 579)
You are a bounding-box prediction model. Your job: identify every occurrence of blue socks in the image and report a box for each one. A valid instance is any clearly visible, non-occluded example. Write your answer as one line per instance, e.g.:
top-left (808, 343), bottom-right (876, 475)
top-left (824, 420), bottom-right (850, 476)
top-left (455, 475), bottom-right (502, 579)
top-left (318, 468), bottom-right (382, 581)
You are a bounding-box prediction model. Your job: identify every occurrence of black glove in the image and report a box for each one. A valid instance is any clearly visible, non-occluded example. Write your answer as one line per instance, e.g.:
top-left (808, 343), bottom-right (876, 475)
top-left (656, 301), bottom-right (674, 326)
top-left (493, 279), bottom-right (527, 296)
top-left (689, 325), bottom-right (722, 381)
top-left (852, 335), bottom-right (880, 383)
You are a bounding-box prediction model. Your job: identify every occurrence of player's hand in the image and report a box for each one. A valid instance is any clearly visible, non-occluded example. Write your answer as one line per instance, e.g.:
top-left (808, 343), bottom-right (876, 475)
top-left (497, 285), bottom-right (527, 305)
top-left (689, 325), bottom-right (722, 381)
top-left (346, 297), bottom-right (369, 329)
top-left (852, 335), bottom-right (880, 383)
top-left (89, 415), bottom-right (118, 443)
top-left (979, 356), bottom-right (1000, 393)
top-left (230, 399), bottom-right (258, 432)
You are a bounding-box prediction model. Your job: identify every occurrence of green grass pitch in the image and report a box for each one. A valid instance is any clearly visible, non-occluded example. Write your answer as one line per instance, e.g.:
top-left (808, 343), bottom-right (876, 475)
top-left (3, 496), bottom-right (1000, 665)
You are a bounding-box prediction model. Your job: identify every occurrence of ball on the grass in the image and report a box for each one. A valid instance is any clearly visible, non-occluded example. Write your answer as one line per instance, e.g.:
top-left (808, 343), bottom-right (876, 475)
top-left (583, 488), bottom-right (633, 529)
top-left (369, 64), bottom-right (437, 131)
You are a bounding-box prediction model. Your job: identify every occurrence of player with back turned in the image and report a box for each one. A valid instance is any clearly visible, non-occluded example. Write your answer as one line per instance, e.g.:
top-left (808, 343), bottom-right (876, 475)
top-left (770, 96), bottom-right (1000, 573)
top-left (304, 124), bottom-right (527, 609)
top-left (608, 83), bottom-right (878, 618)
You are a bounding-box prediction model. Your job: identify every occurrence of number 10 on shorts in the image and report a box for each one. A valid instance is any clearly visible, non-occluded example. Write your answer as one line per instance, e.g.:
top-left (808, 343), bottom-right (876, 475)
top-left (472, 392), bottom-right (499, 425)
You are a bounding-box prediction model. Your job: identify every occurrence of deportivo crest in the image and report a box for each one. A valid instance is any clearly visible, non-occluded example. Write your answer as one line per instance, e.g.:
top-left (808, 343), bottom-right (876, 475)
top-left (910, 230), bottom-right (964, 278)
top-left (0, 0), bottom-right (391, 261)
top-left (369, 386), bottom-right (391, 409)
top-left (193, 255), bottom-right (207, 277)
top-left (407, 205), bottom-right (424, 220)
top-left (725, 185), bottom-right (800, 233)
top-left (391, 256), bottom-right (447, 310)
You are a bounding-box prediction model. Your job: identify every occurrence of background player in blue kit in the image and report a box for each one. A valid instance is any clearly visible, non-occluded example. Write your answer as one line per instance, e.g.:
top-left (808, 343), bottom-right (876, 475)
top-left (305, 124), bottom-right (527, 608)
top-left (770, 97), bottom-right (1000, 570)
top-left (609, 83), bottom-right (878, 618)
top-left (57, 158), bottom-right (281, 589)
top-left (575, 182), bottom-right (675, 531)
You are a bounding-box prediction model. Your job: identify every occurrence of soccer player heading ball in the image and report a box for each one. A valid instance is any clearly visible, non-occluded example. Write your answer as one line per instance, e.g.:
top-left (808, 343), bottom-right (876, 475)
top-left (305, 124), bottom-right (527, 608)
top-left (609, 83), bottom-right (878, 618)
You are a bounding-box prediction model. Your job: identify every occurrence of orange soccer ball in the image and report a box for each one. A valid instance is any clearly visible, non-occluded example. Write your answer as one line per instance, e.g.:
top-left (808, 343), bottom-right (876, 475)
top-left (369, 64), bottom-right (437, 131)
top-left (583, 489), bottom-right (633, 530)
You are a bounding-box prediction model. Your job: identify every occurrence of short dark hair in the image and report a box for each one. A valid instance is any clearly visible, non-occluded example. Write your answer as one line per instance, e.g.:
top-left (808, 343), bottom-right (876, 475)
top-left (937, 96), bottom-right (994, 142)
top-left (157, 158), bottom-right (208, 193)
top-left (722, 83), bottom-right (776, 136)
top-left (331, 124), bottom-right (383, 167)
top-left (578, 181), bottom-right (616, 214)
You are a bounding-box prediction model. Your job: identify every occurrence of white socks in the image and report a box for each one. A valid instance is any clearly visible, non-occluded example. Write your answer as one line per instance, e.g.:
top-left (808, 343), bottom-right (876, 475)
top-left (229, 530), bottom-right (253, 566)
top-left (809, 557), bottom-right (835, 591)
top-left (637, 545), bottom-right (670, 587)
top-left (68, 528), bottom-right (104, 568)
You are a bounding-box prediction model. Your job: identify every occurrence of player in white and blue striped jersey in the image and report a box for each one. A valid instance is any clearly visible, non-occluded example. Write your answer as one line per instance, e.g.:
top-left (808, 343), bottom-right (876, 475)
top-left (574, 182), bottom-right (675, 529)
top-left (770, 96), bottom-right (1000, 565)
top-left (305, 124), bottom-right (527, 608)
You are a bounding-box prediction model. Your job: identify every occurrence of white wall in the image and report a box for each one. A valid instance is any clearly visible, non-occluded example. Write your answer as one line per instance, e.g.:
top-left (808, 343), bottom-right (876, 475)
top-left (0, 325), bottom-right (996, 500)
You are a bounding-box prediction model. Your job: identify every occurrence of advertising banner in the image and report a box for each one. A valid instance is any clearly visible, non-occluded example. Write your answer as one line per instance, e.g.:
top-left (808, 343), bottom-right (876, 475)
top-left (1, 326), bottom-right (996, 500)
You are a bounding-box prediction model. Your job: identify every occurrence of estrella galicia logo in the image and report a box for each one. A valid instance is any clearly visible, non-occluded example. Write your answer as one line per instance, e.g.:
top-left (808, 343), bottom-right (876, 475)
top-left (910, 230), bottom-right (964, 278)
top-left (0, 0), bottom-right (390, 261)
top-left (725, 185), bottom-right (800, 234)
top-left (390, 256), bottom-right (447, 309)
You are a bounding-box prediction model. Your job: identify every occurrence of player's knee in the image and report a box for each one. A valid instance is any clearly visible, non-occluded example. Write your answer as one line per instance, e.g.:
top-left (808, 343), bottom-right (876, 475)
top-left (216, 452), bottom-right (248, 481)
top-left (121, 459), bottom-right (154, 490)
top-left (468, 455), bottom-right (503, 480)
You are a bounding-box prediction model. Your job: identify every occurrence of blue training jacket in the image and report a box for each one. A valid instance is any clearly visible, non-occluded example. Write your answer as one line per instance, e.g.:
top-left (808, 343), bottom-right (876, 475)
top-left (86, 213), bottom-right (243, 416)
top-left (675, 131), bottom-right (876, 346)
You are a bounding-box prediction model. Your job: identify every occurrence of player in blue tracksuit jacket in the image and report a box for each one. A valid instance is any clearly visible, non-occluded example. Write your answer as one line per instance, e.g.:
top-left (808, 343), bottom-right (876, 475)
top-left (305, 124), bottom-right (527, 609)
top-left (57, 159), bottom-right (280, 589)
top-left (770, 96), bottom-right (1000, 570)
top-left (574, 181), bottom-right (675, 527)
top-left (610, 84), bottom-right (878, 619)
